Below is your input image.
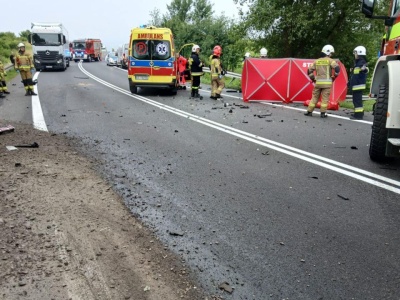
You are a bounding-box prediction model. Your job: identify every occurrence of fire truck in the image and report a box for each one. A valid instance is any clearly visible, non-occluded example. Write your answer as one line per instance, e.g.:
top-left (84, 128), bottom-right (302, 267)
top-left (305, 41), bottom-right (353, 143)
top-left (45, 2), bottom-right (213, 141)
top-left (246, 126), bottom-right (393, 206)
top-left (71, 38), bottom-right (102, 62)
top-left (361, 0), bottom-right (400, 161)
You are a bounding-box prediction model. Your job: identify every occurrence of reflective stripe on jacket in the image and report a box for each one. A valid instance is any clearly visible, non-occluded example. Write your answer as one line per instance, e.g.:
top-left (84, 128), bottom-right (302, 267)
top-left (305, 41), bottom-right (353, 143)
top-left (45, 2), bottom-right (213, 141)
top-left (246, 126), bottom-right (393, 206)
top-left (309, 57), bottom-right (338, 88)
top-left (15, 53), bottom-right (34, 70)
top-left (350, 58), bottom-right (368, 91)
top-left (211, 57), bottom-right (222, 78)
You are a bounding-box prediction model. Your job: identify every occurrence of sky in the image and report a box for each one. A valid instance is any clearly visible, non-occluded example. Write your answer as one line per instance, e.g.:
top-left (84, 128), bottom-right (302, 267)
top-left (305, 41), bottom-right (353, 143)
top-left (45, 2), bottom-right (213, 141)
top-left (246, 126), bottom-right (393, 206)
top-left (2, 0), bottom-right (242, 51)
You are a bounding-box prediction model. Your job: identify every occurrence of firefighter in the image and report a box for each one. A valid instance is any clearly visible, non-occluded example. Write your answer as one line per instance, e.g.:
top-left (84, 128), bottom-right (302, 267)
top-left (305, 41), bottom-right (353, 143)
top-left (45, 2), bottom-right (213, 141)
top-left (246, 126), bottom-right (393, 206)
top-left (260, 48), bottom-right (268, 58)
top-left (349, 46), bottom-right (368, 120)
top-left (304, 44), bottom-right (340, 118)
top-left (188, 45), bottom-right (204, 99)
top-left (0, 59), bottom-right (10, 95)
top-left (210, 45), bottom-right (225, 100)
top-left (14, 43), bottom-right (37, 96)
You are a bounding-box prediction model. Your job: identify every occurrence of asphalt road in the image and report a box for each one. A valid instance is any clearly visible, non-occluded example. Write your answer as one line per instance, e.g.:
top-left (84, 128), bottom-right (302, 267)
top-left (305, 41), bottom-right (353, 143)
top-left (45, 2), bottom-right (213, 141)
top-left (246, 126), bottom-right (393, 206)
top-left (2, 61), bottom-right (400, 299)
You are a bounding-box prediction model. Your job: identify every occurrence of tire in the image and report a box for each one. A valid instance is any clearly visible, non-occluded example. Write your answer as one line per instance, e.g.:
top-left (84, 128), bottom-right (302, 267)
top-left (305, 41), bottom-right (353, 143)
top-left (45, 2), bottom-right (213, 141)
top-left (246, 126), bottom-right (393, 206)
top-left (170, 85), bottom-right (177, 95)
top-left (130, 85), bottom-right (138, 94)
top-left (369, 83), bottom-right (389, 161)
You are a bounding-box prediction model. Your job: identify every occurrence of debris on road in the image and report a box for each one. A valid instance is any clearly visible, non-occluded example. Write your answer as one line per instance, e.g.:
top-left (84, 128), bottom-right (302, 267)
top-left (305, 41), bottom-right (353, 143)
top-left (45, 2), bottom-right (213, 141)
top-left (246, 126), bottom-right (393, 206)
top-left (0, 125), bottom-right (15, 134)
top-left (337, 194), bottom-right (350, 201)
top-left (218, 281), bottom-right (233, 294)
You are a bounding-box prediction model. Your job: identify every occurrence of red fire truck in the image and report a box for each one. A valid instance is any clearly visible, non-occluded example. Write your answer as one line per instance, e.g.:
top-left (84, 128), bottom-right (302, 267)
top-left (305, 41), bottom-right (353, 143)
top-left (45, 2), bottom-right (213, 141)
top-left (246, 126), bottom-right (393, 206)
top-left (71, 38), bottom-right (102, 62)
top-left (361, 0), bottom-right (400, 161)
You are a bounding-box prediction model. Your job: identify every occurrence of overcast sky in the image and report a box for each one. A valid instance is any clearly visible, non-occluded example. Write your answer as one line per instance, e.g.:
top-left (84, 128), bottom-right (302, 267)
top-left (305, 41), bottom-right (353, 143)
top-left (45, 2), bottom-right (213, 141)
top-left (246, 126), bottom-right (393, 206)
top-left (2, 0), bottom-right (241, 51)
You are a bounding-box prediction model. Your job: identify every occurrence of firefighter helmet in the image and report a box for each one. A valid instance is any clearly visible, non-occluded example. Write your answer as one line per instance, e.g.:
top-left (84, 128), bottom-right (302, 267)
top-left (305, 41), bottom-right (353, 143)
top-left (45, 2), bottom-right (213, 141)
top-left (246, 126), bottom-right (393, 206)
top-left (213, 45), bottom-right (222, 57)
top-left (260, 48), bottom-right (268, 57)
top-left (321, 45), bottom-right (334, 55)
top-left (192, 44), bottom-right (201, 52)
top-left (17, 42), bottom-right (25, 48)
top-left (244, 52), bottom-right (251, 58)
top-left (353, 46), bottom-right (366, 56)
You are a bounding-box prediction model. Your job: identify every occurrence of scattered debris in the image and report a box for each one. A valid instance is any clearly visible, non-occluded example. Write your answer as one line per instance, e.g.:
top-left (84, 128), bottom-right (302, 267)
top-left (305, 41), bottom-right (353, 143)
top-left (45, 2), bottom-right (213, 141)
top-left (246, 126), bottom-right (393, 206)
top-left (144, 286), bottom-right (151, 292)
top-left (351, 146), bottom-right (358, 150)
top-left (308, 176), bottom-right (319, 180)
top-left (218, 282), bottom-right (233, 294)
top-left (6, 146), bottom-right (18, 151)
top-left (0, 125), bottom-right (15, 134)
top-left (168, 230), bottom-right (184, 236)
top-left (254, 113), bottom-right (272, 118)
top-left (261, 151), bottom-right (269, 155)
top-left (337, 194), bottom-right (349, 201)
top-left (14, 142), bottom-right (39, 148)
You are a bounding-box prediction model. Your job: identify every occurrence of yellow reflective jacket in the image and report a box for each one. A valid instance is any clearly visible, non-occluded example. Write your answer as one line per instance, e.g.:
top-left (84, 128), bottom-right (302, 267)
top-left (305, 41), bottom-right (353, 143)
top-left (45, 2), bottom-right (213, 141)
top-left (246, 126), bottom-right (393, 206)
top-left (15, 52), bottom-right (34, 70)
top-left (309, 57), bottom-right (338, 88)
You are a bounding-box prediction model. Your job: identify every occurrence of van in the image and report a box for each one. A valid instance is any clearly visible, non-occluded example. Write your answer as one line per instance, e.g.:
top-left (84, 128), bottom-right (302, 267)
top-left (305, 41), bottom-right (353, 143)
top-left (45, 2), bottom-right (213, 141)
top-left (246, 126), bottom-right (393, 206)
top-left (128, 26), bottom-right (178, 94)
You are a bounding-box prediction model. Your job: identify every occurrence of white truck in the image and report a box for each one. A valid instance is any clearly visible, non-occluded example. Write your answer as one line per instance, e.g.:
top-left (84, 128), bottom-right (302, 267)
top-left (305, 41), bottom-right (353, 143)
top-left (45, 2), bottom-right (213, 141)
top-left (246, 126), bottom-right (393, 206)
top-left (30, 22), bottom-right (69, 71)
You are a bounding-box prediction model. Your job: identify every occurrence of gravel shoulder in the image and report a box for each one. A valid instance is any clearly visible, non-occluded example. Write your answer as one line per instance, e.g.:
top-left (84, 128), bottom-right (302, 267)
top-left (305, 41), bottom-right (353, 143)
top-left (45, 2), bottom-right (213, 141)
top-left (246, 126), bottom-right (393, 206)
top-left (0, 122), bottom-right (210, 300)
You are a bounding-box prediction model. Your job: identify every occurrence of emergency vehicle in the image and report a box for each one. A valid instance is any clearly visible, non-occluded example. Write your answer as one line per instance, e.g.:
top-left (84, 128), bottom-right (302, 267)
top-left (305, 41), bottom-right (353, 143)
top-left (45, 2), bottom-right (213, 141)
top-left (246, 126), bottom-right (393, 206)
top-left (128, 26), bottom-right (178, 94)
top-left (72, 38), bottom-right (102, 62)
top-left (361, 0), bottom-right (400, 161)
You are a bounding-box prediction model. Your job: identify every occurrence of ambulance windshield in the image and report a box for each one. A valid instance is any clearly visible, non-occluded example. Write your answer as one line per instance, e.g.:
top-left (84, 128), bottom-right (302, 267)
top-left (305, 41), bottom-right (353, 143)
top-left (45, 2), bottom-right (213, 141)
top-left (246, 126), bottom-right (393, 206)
top-left (132, 40), bottom-right (171, 60)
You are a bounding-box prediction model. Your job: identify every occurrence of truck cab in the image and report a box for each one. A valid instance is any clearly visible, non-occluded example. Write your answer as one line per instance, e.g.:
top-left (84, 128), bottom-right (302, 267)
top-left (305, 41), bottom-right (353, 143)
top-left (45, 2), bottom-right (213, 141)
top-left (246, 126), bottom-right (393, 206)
top-left (361, 0), bottom-right (400, 160)
top-left (30, 22), bottom-right (69, 71)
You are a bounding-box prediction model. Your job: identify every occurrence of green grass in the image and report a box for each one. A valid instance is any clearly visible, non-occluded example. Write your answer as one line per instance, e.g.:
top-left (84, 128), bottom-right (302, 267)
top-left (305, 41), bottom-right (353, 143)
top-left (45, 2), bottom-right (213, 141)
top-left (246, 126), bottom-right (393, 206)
top-left (339, 99), bottom-right (375, 112)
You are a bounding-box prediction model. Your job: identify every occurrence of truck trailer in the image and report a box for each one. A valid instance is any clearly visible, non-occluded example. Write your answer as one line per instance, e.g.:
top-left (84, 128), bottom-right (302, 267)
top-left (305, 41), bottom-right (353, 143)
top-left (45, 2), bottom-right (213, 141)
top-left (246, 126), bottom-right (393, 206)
top-left (30, 22), bottom-right (69, 71)
top-left (361, 0), bottom-right (400, 161)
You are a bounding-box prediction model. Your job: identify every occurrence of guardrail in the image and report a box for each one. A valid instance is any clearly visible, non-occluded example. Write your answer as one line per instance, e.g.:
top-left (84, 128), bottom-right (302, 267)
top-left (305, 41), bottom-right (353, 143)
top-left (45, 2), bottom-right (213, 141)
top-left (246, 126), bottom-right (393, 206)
top-left (4, 63), bottom-right (14, 71)
top-left (203, 67), bottom-right (371, 101)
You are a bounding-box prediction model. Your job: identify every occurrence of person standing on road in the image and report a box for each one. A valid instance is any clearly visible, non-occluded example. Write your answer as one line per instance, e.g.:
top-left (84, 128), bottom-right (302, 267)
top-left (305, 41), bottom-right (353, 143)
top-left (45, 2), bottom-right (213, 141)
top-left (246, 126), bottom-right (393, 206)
top-left (0, 59), bottom-right (10, 95)
top-left (304, 44), bottom-right (340, 118)
top-left (349, 46), bottom-right (369, 120)
top-left (210, 45), bottom-right (225, 100)
top-left (14, 43), bottom-right (37, 96)
top-left (189, 45), bottom-right (204, 99)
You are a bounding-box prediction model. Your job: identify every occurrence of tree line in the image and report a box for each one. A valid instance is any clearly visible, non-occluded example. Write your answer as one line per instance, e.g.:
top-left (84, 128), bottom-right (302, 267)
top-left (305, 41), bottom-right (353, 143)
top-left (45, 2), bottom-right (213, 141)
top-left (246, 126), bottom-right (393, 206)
top-left (150, 0), bottom-right (388, 73)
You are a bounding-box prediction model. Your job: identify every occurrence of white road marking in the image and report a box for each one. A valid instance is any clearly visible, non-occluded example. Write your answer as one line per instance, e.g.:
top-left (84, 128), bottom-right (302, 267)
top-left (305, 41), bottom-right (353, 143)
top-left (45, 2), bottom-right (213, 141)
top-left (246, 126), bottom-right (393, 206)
top-left (79, 62), bottom-right (400, 195)
top-left (31, 71), bottom-right (48, 132)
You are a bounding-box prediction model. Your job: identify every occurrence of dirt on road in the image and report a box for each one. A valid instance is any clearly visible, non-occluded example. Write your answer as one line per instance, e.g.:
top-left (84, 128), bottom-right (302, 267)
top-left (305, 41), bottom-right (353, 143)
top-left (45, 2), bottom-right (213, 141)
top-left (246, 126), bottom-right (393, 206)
top-left (0, 122), bottom-right (214, 300)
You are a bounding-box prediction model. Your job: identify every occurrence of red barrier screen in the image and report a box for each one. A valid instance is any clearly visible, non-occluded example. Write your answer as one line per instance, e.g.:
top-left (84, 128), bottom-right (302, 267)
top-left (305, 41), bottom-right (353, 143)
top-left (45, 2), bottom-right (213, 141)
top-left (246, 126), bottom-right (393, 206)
top-left (241, 58), bottom-right (348, 110)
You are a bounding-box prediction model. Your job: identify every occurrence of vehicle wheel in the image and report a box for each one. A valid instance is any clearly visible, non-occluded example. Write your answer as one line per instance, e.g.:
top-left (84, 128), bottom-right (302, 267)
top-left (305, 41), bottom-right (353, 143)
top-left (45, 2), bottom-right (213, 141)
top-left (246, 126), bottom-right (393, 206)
top-left (74, 59), bottom-right (78, 63)
top-left (130, 85), bottom-right (138, 94)
top-left (170, 86), bottom-right (177, 95)
top-left (369, 83), bottom-right (389, 161)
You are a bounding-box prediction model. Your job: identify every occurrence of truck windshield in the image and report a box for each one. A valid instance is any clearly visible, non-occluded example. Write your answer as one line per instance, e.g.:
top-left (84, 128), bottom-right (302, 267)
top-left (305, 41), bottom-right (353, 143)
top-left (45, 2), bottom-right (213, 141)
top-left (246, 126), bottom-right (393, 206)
top-left (32, 33), bottom-right (61, 46)
top-left (132, 40), bottom-right (171, 60)
top-left (73, 42), bottom-right (85, 50)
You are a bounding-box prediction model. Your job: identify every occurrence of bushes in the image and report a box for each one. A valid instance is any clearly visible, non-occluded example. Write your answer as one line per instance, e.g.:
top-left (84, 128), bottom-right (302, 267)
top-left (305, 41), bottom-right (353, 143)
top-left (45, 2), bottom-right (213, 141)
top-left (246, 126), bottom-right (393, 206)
top-left (0, 31), bottom-right (26, 65)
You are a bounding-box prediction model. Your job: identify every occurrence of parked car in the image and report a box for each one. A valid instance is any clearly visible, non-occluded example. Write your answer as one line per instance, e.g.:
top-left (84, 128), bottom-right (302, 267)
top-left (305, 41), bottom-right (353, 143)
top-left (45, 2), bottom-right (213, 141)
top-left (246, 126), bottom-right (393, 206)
top-left (105, 52), bottom-right (119, 66)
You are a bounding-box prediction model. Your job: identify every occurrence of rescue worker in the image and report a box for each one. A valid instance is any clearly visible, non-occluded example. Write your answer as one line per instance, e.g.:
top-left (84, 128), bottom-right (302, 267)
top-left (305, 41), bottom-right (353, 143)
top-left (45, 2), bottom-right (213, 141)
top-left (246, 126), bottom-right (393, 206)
top-left (260, 48), bottom-right (268, 58)
top-left (304, 44), bottom-right (340, 118)
top-left (242, 52), bottom-right (251, 67)
top-left (210, 45), bottom-right (225, 100)
top-left (188, 45), bottom-right (204, 99)
top-left (349, 46), bottom-right (368, 120)
top-left (14, 43), bottom-right (37, 96)
top-left (177, 54), bottom-right (188, 89)
top-left (0, 59), bottom-right (10, 95)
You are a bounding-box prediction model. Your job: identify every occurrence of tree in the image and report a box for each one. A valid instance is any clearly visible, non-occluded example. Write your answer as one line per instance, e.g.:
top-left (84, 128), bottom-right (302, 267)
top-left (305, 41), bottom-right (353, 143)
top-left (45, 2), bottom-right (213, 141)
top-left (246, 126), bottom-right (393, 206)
top-left (19, 30), bottom-right (31, 42)
top-left (235, 0), bottom-right (387, 69)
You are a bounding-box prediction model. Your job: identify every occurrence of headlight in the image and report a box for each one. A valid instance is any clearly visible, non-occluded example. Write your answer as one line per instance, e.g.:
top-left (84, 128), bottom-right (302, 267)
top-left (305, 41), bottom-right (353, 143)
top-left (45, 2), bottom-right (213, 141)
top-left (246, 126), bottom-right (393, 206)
top-left (57, 59), bottom-right (63, 64)
top-left (35, 59), bottom-right (40, 64)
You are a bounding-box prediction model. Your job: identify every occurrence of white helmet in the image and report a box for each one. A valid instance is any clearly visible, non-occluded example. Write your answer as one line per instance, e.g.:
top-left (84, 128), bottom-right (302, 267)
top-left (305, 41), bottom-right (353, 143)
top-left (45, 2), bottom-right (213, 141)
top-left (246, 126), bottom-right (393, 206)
top-left (322, 44), bottom-right (334, 55)
top-left (244, 52), bottom-right (251, 58)
top-left (17, 42), bottom-right (25, 48)
top-left (260, 48), bottom-right (268, 57)
top-left (192, 44), bottom-right (200, 52)
top-left (353, 46), bottom-right (366, 56)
